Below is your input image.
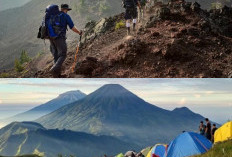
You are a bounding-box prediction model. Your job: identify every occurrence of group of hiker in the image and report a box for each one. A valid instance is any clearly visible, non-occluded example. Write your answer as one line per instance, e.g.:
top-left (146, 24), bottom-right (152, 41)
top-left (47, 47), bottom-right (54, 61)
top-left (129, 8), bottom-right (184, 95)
top-left (38, 0), bottom-right (151, 77)
top-left (199, 118), bottom-right (218, 143)
top-left (123, 0), bottom-right (150, 35)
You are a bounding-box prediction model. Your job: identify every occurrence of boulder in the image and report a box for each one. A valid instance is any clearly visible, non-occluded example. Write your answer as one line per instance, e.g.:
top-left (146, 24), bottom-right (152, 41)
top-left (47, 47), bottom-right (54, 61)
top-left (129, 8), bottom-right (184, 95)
top-left (83, 17), bottom-right (116, 42)
top-left (191, 2), bottom-right (201, 12)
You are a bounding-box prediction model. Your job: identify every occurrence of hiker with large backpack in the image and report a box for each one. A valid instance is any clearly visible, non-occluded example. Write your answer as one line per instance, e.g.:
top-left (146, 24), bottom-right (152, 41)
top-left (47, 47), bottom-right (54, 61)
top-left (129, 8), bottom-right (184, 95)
top-left (38, 4), bottom-right (82, 77)
top-left (122, 0), bottom-right (141, 35)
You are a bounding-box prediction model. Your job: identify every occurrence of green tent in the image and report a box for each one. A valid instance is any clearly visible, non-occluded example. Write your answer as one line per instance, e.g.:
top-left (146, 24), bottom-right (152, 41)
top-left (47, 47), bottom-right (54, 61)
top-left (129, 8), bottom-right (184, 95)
top-left (116, 153), bottom-right (124, 157)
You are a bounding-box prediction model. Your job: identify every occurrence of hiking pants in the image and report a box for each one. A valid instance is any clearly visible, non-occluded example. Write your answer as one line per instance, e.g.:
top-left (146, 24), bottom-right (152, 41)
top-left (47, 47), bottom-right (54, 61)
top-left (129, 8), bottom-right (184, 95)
top-left (49, 37), bottom-right (67, 73)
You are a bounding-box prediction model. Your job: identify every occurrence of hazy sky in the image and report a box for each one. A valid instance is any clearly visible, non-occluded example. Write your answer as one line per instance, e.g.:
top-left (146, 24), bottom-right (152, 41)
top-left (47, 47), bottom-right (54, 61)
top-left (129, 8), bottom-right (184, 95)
top-left (0, 78), bottom-right (231, 127)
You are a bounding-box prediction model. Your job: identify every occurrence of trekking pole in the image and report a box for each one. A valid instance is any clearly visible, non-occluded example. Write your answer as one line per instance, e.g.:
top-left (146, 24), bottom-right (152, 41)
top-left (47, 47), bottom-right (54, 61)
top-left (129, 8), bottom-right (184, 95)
top-left (72, 34), bottom-right (82, 73)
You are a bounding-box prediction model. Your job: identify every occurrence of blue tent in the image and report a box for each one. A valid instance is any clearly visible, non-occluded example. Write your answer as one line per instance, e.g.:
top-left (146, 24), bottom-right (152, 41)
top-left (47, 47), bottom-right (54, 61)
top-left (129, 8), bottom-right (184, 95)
top-left (151, 144), bottom-right (167, 157)
top-left (165, 132), bottom-right (212, 157)
top-left (146, 144), bottom-right (167, 157)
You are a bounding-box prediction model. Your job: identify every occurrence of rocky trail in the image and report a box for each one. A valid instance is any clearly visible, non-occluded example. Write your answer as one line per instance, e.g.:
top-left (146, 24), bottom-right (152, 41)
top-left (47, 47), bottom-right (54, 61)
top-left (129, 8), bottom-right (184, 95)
top-left (4, 0), bottom-right (232, 78)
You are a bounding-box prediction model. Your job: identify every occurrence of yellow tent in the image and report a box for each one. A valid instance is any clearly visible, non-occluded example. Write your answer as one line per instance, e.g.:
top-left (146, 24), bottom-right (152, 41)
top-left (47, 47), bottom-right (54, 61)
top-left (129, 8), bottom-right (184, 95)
top-left (146, 148), bottom-right (153, 157)
top-left (141, 147), bottom-right (152, 157)
top-left (214, 121), bottom-right (232, 143)
top-left (116, 153), bottom-right (124, 157)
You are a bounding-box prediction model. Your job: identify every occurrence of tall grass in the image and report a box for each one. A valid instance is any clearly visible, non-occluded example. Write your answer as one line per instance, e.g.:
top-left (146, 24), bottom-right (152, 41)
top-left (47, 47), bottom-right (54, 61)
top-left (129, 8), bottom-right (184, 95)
top-left (193, 140), bottom-right (232, 157)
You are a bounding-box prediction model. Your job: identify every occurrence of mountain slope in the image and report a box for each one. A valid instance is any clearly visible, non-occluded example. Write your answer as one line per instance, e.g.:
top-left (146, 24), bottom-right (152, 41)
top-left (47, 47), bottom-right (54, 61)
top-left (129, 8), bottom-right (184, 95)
top-left (0, 122), bottom-right (136, 157)
top-left (37, 84), bottom-right (208, 148)
top-left (0, 0), bottom-right (31, 11)
top-left (2, 90), bottom-right (86, 124)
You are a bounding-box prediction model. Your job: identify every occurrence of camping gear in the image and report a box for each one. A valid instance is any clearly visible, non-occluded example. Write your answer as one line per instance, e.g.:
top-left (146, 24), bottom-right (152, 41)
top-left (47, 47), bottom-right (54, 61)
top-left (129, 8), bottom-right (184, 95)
top-left (166, 132), bottom-right (212, 157)
top-left (125, 151), bottom-right (136, 157)
top-left (116, 153), bottom-right (124, 157)
top-left (214, 121), bottom-right (232, 143)
top-left (146, 144), bottom-right (167, 157)
top-left (72, 35), bottom-right (82, 72)
top-left (141, 147), bottom-right (152, 157)
top-left (38, 5), bottom-right (62, 39)
top-left (123, 0), bottom-right (137, 8)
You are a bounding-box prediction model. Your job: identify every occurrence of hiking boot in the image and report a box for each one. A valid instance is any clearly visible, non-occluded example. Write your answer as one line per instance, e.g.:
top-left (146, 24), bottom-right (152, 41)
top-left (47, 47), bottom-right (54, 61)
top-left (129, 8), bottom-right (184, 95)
top-left (127, 27), bottom-right (131, 35)
top-left (49, 65), bottom-right (61, 78)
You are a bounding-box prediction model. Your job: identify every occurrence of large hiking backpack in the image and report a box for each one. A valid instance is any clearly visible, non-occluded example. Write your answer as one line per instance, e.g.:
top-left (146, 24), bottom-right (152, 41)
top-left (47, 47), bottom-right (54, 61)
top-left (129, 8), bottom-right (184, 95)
top-left (123, 0), bottom-right (136, 8)
top-left (37, 4), bottom-right (63, 39)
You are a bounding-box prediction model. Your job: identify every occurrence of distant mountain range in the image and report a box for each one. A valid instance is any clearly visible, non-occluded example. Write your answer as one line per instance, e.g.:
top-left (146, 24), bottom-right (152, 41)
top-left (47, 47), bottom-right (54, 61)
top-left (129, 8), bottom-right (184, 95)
top-left (1, 90), bottom-right (86, 124)
top-left (36, 84), bottom-right (207, 148)
top-left (0, 0), bottom-right (31, 11)
top-left (0, 122), bottom-right (136, 157)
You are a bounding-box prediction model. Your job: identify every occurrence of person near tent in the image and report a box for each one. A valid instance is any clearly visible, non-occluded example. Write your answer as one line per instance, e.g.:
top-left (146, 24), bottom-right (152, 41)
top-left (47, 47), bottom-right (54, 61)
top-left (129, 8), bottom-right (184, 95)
top-left (199, 121), bottom-right (206, 136)
top-left (211, 124), bottom-right (218, 142)
top-left (205, 118), bottom-right (212, 140)
top-left (122, 0), bottom-right (141, 35)
top-left (48, 4), bottom-right (82, 77)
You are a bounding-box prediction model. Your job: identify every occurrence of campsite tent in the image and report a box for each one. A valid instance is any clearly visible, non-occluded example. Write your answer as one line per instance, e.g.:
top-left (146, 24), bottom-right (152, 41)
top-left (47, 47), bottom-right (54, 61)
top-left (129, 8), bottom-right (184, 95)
top-left (165, 132), bottom-right (212, 157)
top-left (141, 147), bottom-right (152, 157)
top-left (146, 144), bottom-right (167, 157)
top-left (116, 153), bottom-right (124, 157)
top-left (214, 121), bottom-right (232, 143)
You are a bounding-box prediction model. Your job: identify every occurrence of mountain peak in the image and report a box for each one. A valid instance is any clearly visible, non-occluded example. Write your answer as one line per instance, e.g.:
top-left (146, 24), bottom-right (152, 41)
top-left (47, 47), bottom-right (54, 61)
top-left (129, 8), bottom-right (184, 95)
top-left (101, 84), bottom-right (125, 90)
top-left (0, 121), bottom-right (45, 135)
top-left (91, 84), bottom-right (133, 98)
top-left (9, 121), bottom-right (45, 129)
top-left (172, 107), bottom-right (194, 114)
top-left (58, 90), bottom-right (86, 98)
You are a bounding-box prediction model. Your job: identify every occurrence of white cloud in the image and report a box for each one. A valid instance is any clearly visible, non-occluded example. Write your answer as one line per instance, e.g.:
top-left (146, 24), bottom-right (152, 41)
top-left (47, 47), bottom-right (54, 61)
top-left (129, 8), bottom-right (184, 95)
top-left (206, 91), bottom-right (214, 95)
top-left (0, 99), bottom-right (2, 104)
top-left (194, 94), bottom-right (201, 98)
top-left (178, 98), bottom-right (186, 105)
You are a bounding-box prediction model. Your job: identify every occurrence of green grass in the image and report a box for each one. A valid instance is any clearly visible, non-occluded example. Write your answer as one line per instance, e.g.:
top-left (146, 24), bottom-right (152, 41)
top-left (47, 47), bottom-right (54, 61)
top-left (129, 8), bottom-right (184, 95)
top-left (0, 72), bottom-right (10, 78)
top-left (193, 140), bottom-right (232, 157)
top-left (115, 20), bottom-right (125, 30)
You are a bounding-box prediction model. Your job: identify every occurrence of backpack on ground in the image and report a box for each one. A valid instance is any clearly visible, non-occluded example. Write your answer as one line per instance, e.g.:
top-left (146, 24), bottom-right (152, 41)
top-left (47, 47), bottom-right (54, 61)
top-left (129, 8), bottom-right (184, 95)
top-left (37, 4), bottom-right (63, 40)
top-left (123, 0), bottom-right (136, 8)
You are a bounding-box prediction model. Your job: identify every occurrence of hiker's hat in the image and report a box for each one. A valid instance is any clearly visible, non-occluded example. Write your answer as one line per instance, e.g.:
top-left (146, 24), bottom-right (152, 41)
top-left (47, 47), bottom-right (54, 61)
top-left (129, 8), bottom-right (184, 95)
top-left (61, 4), bottom-right (72, 11)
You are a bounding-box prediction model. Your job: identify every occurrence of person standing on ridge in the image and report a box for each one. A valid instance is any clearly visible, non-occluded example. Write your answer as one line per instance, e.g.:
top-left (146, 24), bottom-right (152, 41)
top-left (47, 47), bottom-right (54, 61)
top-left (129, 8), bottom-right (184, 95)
top-left (122, 0), bottom-right (141, 35)
top-left (199, 121), bottom-right (206, 136)
top-left (49, 4), bottom-right (82, 77)
top-left (205, 118), bottom-right (212, 140)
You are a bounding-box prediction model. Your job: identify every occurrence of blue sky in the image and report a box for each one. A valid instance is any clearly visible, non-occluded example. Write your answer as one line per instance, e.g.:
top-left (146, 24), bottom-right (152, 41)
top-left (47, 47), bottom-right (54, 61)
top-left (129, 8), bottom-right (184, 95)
top-left (0, 78), bottom-right (231, 127)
